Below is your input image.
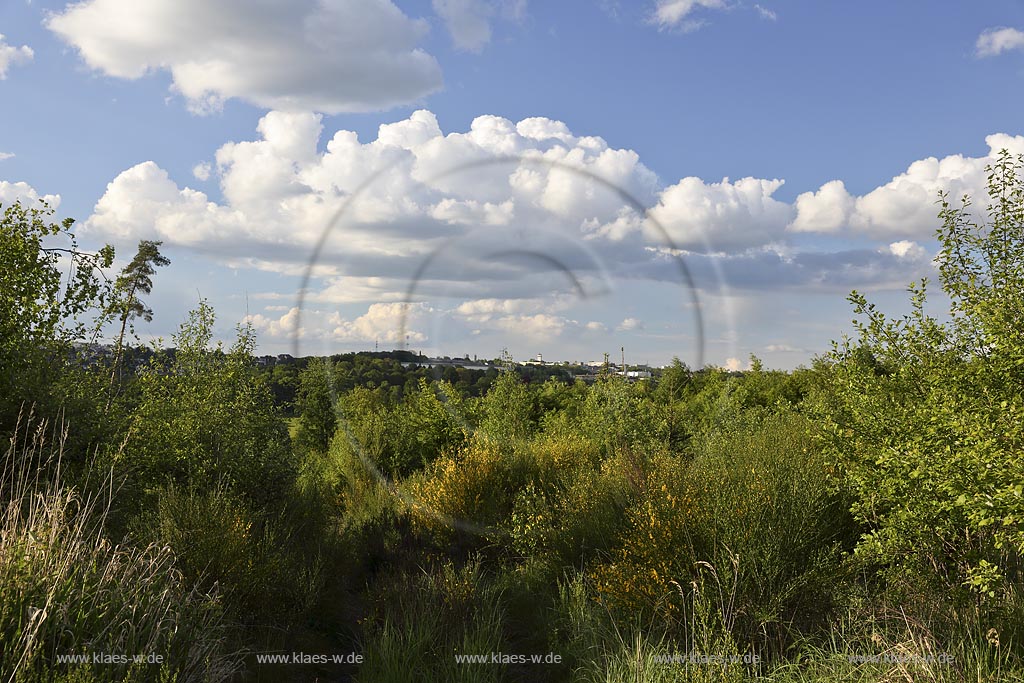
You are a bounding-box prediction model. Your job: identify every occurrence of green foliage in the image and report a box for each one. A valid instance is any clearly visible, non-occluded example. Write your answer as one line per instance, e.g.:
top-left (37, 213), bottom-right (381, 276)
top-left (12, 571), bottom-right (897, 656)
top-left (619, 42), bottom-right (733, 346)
top-left (8, 168), bottom-right (1024, 680)
top-left (357, 558), bottom-right (506, 683)
top-left (547, 571), bottom-right (747, 683)
top-left (477, 370), bottom-right (539, 448)
top-left (106, 240), bottom-right (169, 387)
top-left (592, 412), bottom-right (854, 655)
top-left (295, 357), bottom-right (337, 453)
top-left (576, 375), bottom-right (667, 458)
top-left (406, 440), bottom-right (538, 551)
top-left (731, 358), bottom-right (812, 412)
top-left (125, 301), bottom-right (294, 507)
top-left (135, 486), bottom-right (324, 628)
top-left (654, 357), bottom-right (692, 404)
top-left (338, 378), bottom-right (468, 478)
top-left (820, 149), bottom-right (1024, 601)
top-left (507, 442), bottom-right (629, 568)
top-left (0, 200), bottom-right (113, 429)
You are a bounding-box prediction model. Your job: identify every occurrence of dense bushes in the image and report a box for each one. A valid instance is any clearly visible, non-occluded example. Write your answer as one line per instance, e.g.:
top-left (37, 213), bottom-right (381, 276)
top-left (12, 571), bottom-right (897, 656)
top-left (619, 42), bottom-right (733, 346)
top-left (337, 378), bottom-right (468, 478)
top-left (0, 202), bottom-right (113, 441)
top-left (820, 151), bottom-right (1024, 606)
top-left (591, 411), bottom-right (855, 653)
top-left (124, 302), bottom-right (294, 510)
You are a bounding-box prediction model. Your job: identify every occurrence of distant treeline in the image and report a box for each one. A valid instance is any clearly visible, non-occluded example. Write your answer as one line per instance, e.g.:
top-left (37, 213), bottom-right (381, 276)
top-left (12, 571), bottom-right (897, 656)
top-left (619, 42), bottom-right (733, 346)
top-left (257, 350), bottom-right (586, 415)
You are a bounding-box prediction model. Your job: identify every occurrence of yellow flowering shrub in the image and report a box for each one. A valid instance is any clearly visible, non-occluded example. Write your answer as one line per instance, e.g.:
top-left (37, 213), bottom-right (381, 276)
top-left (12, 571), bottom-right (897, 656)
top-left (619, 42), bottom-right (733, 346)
top-left (405, 440), bottom-right (533, 543)
top-left (593, 411), bottom-right (853, 648)
top-left (590, 451), bottom-right (695, 619)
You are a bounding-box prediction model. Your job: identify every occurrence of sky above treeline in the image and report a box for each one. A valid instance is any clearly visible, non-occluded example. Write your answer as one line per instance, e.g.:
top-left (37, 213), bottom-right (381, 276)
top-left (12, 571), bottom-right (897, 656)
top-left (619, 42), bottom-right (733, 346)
top-left (2, 0), bottom-right (1023, 369)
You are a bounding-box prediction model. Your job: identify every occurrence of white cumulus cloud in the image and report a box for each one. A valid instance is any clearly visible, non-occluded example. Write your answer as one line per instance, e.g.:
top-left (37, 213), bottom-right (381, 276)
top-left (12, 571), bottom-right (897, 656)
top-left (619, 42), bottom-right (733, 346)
top-left (886, 240), bottom-right (926, 260)
top-left (192, 162), bottom-right (211, 182)
top-left (790, 134), bottom-right (1024, 239)
top-left (247, 302), bottom-right (430, 344)
top-left (788, 180), bottom-right (854, 233)
top-left (244, 306), bottom-right (303, 338)
top-left (652, 0), bottom-right (727, 30)
top-left (0, 35), bottom-right (33, 79)
top-left (649, 176), bottom-right (794, 251)
top-left (488, 313), bottom-right (569, 338)
top-left (455, 297), bottom-right (555, 320)
top-left (724, 356), bottom-right (746, 372)
top-left (976, 27), bottom-right (1024, 58)
top-left (46, 0), bottom-right (443, 114)
top-left (330, 302), bottom-right (429, 343)
top-left (82, 108), bottom-right (663, 293)
top-left (0, 180), bottom-right (60, 209)
top-left (79, 105), bottom-right (1024, 312)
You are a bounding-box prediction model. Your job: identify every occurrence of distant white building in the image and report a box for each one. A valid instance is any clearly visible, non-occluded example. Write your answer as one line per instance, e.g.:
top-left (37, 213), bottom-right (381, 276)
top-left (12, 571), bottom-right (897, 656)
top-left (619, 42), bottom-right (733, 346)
top-left (401, 358), bottom-right (494, 371)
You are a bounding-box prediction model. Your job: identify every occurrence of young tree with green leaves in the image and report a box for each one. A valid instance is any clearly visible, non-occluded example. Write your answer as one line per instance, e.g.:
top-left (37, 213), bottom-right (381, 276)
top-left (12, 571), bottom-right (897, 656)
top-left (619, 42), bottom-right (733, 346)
top-left (0, 200), bottom-right (113, 429)
top-left (478, 370), bottom-right (537, 448)
top-left (653, 357), bottom-right (691, 404)
top-left (821, 149), bottom-right (1024, 600)
top-left (295, 357), bottom-right (337, 454)
top-left (126, 300), bottom-right (293, 508)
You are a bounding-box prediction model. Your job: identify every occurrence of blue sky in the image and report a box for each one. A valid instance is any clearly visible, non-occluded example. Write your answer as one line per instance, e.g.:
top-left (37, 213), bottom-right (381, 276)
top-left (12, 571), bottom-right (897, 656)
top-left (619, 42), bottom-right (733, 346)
top-left (2, 0), bottom-right (1023, 368)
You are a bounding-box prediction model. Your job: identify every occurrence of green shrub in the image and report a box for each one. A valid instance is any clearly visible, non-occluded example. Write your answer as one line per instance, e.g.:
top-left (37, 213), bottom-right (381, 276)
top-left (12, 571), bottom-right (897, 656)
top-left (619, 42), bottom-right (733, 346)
top-left (134, 486), bottom-right (323, 629)
top-left (592, 412), bottom-right (855, 655)
top-left (477, 371), bottom-right (539, 449)
top-left (577, 376), bottom-right (668, 458)
top-left (817, 150), bottom-right (1024, 604)
top-left (294, 357), bottom-right (338, 454)
top-left (123, 302), bottom-right (294, 510)
top-left (338, 379), bottom-right (468, 478)
top-left (504, 435), bottom-right (630, 569)
top-left (405, 440), bottom-right (539, 551)
top-left (0, 200), bottom-right (113, 435)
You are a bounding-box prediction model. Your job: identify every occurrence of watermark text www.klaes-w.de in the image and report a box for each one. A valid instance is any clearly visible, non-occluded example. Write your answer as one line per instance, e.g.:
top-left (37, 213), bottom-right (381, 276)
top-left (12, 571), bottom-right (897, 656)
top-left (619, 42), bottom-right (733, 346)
top-left (454, 652), bottom-right (562, 665)
top-left (56, 653), bottom-right (164, 665)
top-left (654, 652), bottom-right (761, 665)
top-left (254, 652), bottom-right (364, 665)
top-left (847, 653), bottom-right (956, 665)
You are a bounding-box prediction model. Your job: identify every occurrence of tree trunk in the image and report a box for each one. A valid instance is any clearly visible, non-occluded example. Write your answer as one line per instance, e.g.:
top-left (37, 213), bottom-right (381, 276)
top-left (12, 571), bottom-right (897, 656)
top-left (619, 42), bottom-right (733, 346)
top-left (108, 283), bottom-right (137, 396)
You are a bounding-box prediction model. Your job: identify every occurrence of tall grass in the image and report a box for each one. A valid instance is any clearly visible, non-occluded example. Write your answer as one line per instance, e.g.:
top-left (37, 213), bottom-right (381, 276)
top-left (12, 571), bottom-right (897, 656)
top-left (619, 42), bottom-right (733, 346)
top-left (767, 605), bottom-right (1023, 683)
top-left (552, 571), bottom-right (748, 683)
top-left (0, 413), bottom-right (238, 682)
top-left (356, 556), bottom-right (507, 683)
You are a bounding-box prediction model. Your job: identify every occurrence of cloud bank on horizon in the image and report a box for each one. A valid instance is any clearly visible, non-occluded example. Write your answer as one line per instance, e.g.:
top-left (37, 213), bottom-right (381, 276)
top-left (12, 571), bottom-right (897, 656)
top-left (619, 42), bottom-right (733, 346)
top-left (61, 107), bottom-right (1020, 350)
